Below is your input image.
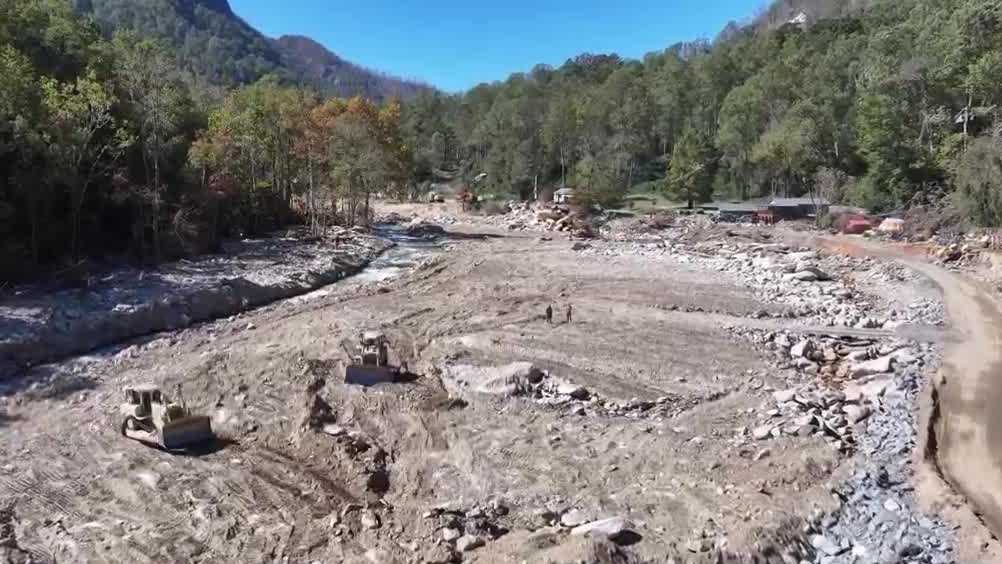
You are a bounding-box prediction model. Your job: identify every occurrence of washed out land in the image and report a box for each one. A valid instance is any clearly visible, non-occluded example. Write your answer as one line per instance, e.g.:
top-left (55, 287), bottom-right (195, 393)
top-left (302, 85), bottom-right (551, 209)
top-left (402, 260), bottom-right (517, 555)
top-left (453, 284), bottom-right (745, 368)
top-left (3, 198), bottom-right (1002, 564)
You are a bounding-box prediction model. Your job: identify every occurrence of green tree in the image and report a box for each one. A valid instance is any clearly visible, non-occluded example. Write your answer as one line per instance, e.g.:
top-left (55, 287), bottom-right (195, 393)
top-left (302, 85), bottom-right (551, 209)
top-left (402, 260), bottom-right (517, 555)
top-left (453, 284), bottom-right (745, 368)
top-left (41, 71), bottom-right (131, 260)
top-left (113, 32), bottom-right (188, 262)
top-left (665, 127), bottom-right (714, 208)
top-left (717, 77), bottom-right (768, 198)
top-left (954, 136), bottom-right (1002, 227)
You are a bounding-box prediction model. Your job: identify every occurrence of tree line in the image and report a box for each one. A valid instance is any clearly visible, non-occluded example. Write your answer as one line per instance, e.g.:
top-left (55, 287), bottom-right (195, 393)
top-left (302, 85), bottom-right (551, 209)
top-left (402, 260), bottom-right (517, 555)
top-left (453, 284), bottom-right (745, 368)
top-left (403, 0), bottom-right (1002, 218)
top-left (0, 0), bottom-right (409, 281)
top-left (6, 0), bottom-right (1002, 282)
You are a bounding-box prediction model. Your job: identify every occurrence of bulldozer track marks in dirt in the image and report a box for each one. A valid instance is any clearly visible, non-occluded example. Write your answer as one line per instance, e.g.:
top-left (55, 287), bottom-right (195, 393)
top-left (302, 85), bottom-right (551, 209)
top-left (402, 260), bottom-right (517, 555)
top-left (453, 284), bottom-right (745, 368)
top-left (3, 218), bottom-right (974, 561)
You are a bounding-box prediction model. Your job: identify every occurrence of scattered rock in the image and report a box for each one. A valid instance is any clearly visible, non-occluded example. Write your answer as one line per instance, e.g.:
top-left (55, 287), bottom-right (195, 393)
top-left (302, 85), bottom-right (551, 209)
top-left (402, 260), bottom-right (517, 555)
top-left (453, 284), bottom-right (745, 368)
top-left (555, 382), bottom-right (589, 400)
top-left (811, 534), bottom-right (844, 556)
top-left (421, 543), bottom-right (456, 564)
top-left (849, 356), bottom-right (894, 378)
top-left (570, 517), bottom-right (637, 545)
top-left (559, 509), bottom-right (589, 528)
top-left (455, 534), bottom-right (484, 552)
top-left (844, 404), bottom-right (872, 424)
top-left (360, 510), bottom-right (381, 530)
top-left (773, 389), bottom-right (797, 403)
top-left (790, 339), bottom-right (816, 359)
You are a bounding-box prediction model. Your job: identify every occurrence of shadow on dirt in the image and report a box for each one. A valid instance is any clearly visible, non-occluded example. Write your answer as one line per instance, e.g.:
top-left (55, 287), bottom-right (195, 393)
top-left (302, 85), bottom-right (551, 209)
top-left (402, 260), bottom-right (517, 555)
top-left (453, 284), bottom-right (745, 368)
top-left (443, 230), bottom-right (506, 241)
top-left (396, 371), bottom-right (421, 384)
top-left (1, 366), bottom-right (101, 402)
top-left (129, 436), bottom-right (240, 457)
top-left (0, 411), bottom-right (22, 428)
top-left (174, 436), bottom-right (240, 457)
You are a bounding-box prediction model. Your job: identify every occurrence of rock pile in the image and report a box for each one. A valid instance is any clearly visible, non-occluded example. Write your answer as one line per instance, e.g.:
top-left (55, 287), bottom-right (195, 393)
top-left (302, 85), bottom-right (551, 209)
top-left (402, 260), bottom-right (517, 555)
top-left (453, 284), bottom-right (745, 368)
top-left (404, 218), bottom-right (447, 238)
top-left (799, 353), bottom-right (956, 564)
top-left (745, 383), bottom-right (881, 454)
top-left (757, 331), bottom-right (924, 382)
top-left (731, 320), bottom-right (953, 562)
top-left (422, 501), bottom-right (510, 557)
top-left (584, 217), bottom-right (946, 328)
top-left (477, 201), bottom-right (596, 237)
top-left (441, 362), bottom-right (711, 421)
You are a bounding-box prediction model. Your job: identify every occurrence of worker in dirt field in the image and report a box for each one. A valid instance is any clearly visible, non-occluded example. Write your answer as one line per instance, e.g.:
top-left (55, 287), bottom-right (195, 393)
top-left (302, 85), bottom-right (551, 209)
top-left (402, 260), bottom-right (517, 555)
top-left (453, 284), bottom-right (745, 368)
top-left (566, 304), bottom-right (573, 324)
top-left (545, 305), bottom-right (553, 324)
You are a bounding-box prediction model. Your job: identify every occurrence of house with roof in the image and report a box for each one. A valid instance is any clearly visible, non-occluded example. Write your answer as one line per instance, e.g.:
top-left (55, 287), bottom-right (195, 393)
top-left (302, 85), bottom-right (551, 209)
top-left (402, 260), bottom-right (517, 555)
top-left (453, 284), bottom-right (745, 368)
top-left (768, 197), bottom-right (830, 220)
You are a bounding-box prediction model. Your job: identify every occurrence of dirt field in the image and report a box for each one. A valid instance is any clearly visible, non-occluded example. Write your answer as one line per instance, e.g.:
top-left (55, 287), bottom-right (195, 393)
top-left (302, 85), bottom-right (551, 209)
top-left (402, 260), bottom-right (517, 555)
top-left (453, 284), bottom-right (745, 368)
top-left (0, 205), bottom-right (980, 563)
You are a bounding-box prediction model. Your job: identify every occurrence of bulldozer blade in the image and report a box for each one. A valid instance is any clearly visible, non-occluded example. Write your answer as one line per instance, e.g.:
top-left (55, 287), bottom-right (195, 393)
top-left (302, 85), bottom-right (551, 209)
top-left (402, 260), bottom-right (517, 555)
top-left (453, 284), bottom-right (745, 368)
top-left (345, 365), bottom-right (397, 387)
top-left (123, 427), bottom-right (163, 448)
top-left (161, 416), bottom-right (214, 450)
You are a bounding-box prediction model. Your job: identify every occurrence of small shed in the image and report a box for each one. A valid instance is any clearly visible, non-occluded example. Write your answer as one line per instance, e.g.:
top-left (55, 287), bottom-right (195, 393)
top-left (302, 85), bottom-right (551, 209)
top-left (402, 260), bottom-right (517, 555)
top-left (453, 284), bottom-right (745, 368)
top-left (768, 197), bottom-right (830, 220)
top-left (554, 187), bottom-right (577, 204)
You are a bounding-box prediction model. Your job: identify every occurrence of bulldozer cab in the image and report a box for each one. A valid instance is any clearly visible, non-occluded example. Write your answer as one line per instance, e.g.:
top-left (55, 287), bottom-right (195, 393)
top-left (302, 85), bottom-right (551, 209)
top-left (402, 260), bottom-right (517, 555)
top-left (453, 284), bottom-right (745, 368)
top-left (124, 385), bottom-right (163, 417)
top-left (346, 330), bottom-right (397, 386)
top-left (361, 331), bottom-right (385, 346)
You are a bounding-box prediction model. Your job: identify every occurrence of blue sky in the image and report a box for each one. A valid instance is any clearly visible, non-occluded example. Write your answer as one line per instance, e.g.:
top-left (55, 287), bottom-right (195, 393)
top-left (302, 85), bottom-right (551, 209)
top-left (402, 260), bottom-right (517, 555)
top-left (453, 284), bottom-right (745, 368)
top-left (230, 0), bottom-right (766, 92)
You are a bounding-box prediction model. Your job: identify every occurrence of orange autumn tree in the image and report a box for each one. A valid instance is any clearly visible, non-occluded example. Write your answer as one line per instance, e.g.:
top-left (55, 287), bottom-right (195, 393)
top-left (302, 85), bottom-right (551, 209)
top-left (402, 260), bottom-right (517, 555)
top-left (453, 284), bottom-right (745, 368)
top-left (194, 83), bottom-right (414, 234)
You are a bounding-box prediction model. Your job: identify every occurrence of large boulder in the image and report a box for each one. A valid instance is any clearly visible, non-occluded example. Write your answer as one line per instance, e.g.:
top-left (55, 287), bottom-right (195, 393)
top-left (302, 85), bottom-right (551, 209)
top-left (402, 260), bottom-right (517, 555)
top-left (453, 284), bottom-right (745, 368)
top-left (570, 517), bottom-right (639, 545)
top-left (790, 339), bottom-right (816, 359)
top-left (444, 362), bottom-right (544, 397)
top-left (405, 218), bottom-right (446, 238)
top-left (849, 355), bottom-right (894, 378)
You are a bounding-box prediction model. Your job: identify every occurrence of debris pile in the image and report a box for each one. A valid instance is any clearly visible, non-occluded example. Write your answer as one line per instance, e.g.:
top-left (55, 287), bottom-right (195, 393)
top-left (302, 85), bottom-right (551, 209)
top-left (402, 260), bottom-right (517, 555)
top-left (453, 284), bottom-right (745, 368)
top-left (743, 383), bottom-right (879, 454)
top-left (475, 201), bottom-right (596, 237)
top-left (423, 501), bottom-right (511, 556)
top-left (755, 331), bottom-right (924, 381)
top-left (441, 362), bottom-right (712, 420)
top-left (730, 318), bottom-right (953, 563)
top-left (583, 222), bottom-right (946, 328)
top-left (798, 351), bottom-right (956, 564)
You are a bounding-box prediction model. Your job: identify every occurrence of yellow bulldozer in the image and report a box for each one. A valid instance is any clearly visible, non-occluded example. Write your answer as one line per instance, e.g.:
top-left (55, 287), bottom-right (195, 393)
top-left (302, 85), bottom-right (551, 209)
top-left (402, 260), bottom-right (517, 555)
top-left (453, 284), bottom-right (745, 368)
top-left (344, 330), bottom-right (401, 386)
top-left (120, 384), bottom-right (214, 450)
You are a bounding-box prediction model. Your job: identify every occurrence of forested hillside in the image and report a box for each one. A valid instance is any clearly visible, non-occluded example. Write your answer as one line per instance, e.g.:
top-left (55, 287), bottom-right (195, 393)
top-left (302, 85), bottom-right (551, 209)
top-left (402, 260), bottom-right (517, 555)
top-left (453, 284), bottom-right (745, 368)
top-left (0, 0), bottom-right (411, 281)
top-left (72, 0), bottom-right (431, 100)
top-left (5, 0), bottom-right (1002, 283)
top-left (404, 0), bottom-right (1002, 223)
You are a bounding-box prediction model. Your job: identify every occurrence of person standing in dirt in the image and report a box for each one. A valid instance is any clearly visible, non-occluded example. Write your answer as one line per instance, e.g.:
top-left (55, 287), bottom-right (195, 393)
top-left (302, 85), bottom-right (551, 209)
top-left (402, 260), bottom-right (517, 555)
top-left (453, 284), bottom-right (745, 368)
top-left (566, 304), bottom-right (573, 324)
top-left (545, 305), bottom-right (553, 324)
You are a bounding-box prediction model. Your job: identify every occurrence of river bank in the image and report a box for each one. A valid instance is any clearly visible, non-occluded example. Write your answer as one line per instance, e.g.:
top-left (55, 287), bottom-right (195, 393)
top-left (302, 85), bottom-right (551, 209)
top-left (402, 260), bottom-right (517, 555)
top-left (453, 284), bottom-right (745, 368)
top-left (0, 229), bottom-right (392, 380)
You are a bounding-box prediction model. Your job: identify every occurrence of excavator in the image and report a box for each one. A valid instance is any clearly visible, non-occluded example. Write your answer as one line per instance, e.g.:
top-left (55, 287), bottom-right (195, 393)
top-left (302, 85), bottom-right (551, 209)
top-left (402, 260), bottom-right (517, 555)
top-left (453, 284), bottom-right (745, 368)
top-left (120, 384), bottom-right (214, 450)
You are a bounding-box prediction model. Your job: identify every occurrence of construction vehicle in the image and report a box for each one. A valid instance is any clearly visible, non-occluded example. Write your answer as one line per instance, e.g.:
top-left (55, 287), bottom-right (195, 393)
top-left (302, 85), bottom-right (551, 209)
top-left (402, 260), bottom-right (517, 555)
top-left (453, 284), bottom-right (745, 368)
top-left (344, 330), bottom-right (399, 386)
top-left (120, 384), bottom-right (214, 450)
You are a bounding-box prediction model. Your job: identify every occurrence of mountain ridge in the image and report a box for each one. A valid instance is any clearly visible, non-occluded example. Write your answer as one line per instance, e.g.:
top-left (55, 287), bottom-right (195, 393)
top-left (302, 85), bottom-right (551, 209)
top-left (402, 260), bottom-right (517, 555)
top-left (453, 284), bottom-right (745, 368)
top-left (74, 0), bottom-right (433, 100)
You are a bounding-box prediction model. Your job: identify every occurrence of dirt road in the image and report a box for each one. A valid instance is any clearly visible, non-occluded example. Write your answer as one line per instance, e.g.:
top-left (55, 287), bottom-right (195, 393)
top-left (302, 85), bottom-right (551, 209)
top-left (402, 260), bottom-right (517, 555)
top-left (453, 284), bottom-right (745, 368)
top-left (0, 218), bottom-right (957, 563)
top-left (906, 259), bottom-right (1002, 541)
top-left (818, 235), bottom-right (1002, 560)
